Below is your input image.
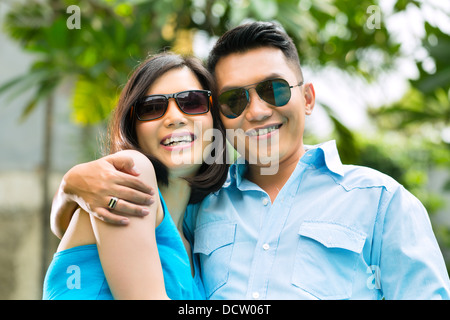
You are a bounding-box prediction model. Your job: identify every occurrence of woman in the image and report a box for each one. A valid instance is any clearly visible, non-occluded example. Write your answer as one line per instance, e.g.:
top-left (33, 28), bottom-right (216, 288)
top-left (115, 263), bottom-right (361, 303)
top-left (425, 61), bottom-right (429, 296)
top-left (43, 52), bottom-right (228, 299)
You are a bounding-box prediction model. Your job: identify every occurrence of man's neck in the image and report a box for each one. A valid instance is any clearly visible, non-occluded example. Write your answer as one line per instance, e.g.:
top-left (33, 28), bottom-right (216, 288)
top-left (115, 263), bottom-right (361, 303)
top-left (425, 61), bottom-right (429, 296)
top-left (246, 146), bottom-right (305, 203)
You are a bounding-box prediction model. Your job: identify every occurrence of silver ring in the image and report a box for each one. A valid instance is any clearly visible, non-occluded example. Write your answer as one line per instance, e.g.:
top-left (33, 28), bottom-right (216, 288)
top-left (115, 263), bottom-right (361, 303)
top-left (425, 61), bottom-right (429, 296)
top-left (108, 197), bottom-right (119, 210)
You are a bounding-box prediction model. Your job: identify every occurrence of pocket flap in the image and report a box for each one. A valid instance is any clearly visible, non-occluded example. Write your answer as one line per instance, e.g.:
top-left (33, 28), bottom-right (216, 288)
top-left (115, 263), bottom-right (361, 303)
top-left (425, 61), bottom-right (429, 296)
top-left (194, 221), bottom-right (236, 255)
top-left (298, 221), bottom-right (366, 253)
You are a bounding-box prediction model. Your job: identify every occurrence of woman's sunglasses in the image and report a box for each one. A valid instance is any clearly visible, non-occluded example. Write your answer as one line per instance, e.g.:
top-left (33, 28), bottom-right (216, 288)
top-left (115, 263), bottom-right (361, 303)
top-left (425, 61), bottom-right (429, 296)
top-left (134, 90), bottom-right (211, 121)
top-left (218, 78), bottom-right (303, 119)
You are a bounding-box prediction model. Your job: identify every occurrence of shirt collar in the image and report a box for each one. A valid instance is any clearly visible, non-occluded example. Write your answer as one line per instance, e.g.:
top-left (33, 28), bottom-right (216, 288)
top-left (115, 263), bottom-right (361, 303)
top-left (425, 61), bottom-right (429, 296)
top-left (222, 157), bottom-right (248, 189)
top-left (222, 140), bottom-right (344, 189)
top-left (303, 140), bottom-right (345, 177)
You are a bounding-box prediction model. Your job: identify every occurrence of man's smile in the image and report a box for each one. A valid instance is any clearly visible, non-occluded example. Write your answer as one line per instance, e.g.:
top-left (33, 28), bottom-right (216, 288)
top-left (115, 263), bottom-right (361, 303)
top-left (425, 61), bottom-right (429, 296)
top-left (245, 123), bottom-right (282, 138)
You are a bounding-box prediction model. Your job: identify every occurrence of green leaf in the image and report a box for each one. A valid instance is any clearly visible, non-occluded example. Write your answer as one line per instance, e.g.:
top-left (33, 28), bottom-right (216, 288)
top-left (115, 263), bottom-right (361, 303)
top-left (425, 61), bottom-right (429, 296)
top-left (0, 68), bottom-right (53, 103)
top-left (19, 77), bottom-right (59, 122)
top-left (443, 179), bottom-right (450, 192)
top-left (319, 102), bottom-right (358, 163)
top-left (250, 0), bottom-right (278, 20)
top-left (71, 75), bottom-right (117, 125)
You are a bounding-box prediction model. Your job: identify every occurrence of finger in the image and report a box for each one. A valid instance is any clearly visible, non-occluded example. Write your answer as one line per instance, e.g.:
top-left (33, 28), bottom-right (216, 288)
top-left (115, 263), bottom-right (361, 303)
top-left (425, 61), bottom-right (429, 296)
top-left (110, 197), bottom-right (154, 217)
top-left (113, 183), bottom-right (156, 206)
top-left (107, 153), bottom-right (139, 176)
top-left (114, 170), bottom-right (156, 196)
top-left (93, 207), bottom-right (130, 226)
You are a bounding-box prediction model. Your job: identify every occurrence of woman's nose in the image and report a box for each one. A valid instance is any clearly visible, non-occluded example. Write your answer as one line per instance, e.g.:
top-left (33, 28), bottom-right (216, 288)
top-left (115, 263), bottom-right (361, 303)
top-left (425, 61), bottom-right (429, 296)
top-left (163, 98), bottom-right (187, 127)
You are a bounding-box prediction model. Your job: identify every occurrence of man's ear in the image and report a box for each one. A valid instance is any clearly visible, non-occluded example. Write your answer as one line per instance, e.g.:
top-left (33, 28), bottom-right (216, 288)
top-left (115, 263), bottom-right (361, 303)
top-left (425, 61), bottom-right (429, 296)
top-left (304, 83), bottom-right (315, 115)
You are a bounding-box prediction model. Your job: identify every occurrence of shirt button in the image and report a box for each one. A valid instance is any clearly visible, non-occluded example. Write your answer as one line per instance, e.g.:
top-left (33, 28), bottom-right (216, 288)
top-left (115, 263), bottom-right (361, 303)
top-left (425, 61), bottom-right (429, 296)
top-left (262, 197), bottom-right (269, 206)
top-left (252, 292), bottom-right (260, 299)
top-left (263, 243), bottom-right (270, 250)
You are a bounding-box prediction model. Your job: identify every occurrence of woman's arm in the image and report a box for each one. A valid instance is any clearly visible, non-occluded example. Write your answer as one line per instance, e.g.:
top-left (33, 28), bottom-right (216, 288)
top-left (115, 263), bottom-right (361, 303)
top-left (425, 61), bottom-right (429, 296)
top-left (50, 153), bottom-right (156, 239)
top-left (89, 150), bottom-right (168, 299)
top-left (50, 185), bottom-right (79, 239)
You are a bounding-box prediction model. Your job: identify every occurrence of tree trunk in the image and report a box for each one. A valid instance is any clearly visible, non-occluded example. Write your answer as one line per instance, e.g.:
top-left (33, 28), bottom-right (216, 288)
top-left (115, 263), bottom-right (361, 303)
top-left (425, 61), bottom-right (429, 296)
top-left (40, 94), bottom-right (54, 287)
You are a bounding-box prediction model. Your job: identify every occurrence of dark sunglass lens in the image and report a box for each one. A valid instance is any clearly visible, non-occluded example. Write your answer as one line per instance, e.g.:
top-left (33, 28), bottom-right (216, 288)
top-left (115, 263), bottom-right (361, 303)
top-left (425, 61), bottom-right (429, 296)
top-left (218, 89), bottom-right (248, 118)
top-left (257, 79), bottom-right (291, 106)
top-left (177, 91), bottom-right (209, 114)
top-left (256, 80), bottom-right (275, 105)
top-left (137, 97), bottom-right (167, 120)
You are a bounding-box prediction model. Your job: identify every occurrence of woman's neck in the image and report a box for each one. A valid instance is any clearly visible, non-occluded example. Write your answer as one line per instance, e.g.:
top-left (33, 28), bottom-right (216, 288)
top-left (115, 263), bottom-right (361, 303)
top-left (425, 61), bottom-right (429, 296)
top-left (159, 176), bottom-right (191, 232)
top-left (159, 174), bottom-right (194, 274)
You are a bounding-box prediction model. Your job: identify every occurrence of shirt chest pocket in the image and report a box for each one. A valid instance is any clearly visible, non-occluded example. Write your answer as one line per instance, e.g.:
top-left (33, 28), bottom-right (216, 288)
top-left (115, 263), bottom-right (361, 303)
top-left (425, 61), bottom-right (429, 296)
top-left (292, 221), bottom-right (366, 299)
top-left (193, 221), bottom-right (236, 298)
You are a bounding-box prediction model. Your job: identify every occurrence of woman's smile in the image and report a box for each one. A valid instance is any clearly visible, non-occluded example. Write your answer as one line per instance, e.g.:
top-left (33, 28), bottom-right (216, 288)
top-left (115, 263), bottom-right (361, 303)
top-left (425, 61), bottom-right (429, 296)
top-left (160, 132), bottom-right (196, 150)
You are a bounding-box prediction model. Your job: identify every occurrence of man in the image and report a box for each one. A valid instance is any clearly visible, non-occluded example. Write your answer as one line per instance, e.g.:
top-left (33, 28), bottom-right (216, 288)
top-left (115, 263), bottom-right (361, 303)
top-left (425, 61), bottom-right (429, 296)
top-left (52, 22), bottom-right (450, 299)
top-left (182, 22), bottom-right (450, 299)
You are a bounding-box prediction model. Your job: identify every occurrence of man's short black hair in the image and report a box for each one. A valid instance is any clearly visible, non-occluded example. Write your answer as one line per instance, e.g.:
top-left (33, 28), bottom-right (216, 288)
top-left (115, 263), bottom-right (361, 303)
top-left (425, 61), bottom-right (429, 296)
top-left (207, 21), bottom-right (303, 80)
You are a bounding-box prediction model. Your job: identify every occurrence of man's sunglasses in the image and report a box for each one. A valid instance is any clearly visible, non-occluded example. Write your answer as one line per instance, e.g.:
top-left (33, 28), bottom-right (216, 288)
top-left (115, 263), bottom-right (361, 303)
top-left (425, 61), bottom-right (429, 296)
top-left (134, 90), bottom-right (211, 121)
top-left (218, 78), bottom-right (303, 119)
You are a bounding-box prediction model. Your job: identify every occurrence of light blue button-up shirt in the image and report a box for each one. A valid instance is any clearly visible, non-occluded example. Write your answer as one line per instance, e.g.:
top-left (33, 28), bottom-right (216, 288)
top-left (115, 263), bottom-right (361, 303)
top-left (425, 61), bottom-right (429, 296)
top-left (184, 140), bottom-right (450, 299)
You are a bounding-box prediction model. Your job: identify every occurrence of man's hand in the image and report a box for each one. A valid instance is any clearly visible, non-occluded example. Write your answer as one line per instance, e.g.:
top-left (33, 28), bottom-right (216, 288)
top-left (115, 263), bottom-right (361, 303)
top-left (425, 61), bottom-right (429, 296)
top-left (62, 152), bottom-right (156, 225)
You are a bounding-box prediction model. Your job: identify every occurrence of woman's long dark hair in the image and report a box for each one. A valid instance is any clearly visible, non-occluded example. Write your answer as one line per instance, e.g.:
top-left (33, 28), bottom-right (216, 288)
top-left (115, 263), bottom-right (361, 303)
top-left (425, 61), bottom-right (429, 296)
top-left (107, 52), bottom-right (229, 203)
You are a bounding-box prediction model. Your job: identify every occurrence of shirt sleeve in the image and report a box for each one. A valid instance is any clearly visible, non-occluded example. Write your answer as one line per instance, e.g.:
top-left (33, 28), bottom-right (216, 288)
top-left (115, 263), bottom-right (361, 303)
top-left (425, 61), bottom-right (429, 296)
top-left (379, 185), bottom-right (450, 299)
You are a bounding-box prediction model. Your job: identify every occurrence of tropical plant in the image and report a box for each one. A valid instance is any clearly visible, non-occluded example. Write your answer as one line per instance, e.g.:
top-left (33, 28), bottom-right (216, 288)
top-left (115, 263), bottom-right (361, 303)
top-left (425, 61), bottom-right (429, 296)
top-left (1, 0), bottom-right (449, 280)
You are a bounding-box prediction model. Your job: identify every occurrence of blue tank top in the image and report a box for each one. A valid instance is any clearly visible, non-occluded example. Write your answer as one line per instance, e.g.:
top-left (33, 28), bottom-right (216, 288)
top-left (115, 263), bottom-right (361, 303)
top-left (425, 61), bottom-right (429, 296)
top-left (43, 192), bottom-right (205, 300)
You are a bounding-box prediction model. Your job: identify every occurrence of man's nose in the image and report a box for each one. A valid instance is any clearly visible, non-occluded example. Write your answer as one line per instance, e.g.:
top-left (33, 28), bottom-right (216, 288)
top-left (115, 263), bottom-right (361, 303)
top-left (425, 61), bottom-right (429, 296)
top-left (244, 89), bottom-right (272, 122)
